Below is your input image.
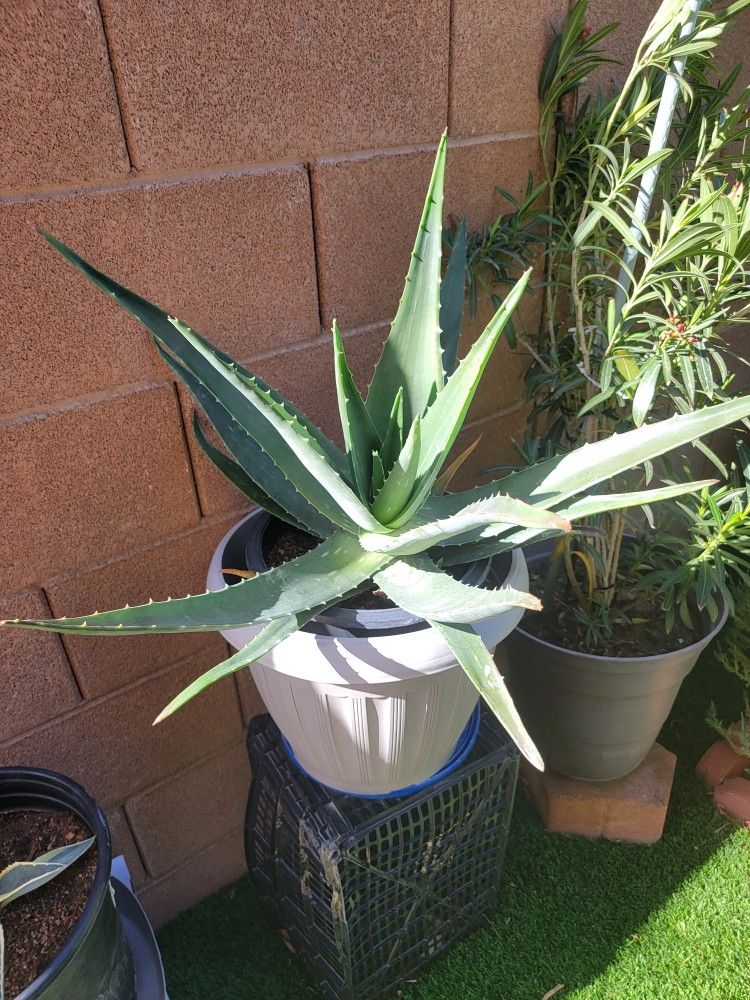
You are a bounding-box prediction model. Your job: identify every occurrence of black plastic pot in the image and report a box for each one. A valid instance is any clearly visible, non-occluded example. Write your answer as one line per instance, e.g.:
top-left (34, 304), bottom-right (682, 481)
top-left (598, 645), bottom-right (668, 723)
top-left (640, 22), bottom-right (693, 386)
top-left (0, 768), bottom-right (136, 1000)
top-left (223, 508), bottom-right (509, 638)
top-left (503, 541), bottom-right (728, 781)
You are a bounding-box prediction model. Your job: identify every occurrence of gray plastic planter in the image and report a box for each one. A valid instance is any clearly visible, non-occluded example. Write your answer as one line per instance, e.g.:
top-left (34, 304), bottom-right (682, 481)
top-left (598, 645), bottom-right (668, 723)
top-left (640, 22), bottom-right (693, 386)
top-left (503, 543), bottom-right (728, 781)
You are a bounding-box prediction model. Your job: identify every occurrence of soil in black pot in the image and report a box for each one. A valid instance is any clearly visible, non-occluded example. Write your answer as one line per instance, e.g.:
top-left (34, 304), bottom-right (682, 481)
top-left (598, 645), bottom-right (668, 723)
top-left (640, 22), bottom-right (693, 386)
top-left (264, 523), bottom-right (396, 611)
top-left (523, 566), bottom-right (700, 657)
top-left (0, 809), bottom-right (98, 998)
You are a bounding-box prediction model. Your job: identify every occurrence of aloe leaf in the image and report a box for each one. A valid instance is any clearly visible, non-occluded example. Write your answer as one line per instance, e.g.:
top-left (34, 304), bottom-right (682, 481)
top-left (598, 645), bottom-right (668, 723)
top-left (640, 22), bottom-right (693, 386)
top-left (332, 321), bottom-right (381, 501)
top-left (191, 414), bottom-right (314, 533)
top-left (164, 320), bottom-right (381, 532)
top-left (388, 269), bottom-right (532, 528)
top-left (39, 232), bottom-right (376, 533)
top-left (3, 534), bottom-right (390, 635)
top-left (0, 837), bottom-right (95, 909)
top-left (447, 396), bottom-right (750, 513)
top-left (154, 612), bottom-right (319, 721)
top-left (440, 218), bottom-right (468, 378)
top-left (366, 133), bottom-right (447, 433)
top-left (360, 493), bottom-right (570, 555)
top-left (370, 417), bottom-right (422, 524)
top-left (159, 333), bottom-right (332, 534)
top-left (378, 387), bottom-right (405, 477)
top-left (429, 620), bottom-right (544, 770)
top-left (374, 555), bottom-right (540, 623)
top-left (561, 479), bottom-right (718, 521)
top-left (196, 338), bottom-right (349, 479)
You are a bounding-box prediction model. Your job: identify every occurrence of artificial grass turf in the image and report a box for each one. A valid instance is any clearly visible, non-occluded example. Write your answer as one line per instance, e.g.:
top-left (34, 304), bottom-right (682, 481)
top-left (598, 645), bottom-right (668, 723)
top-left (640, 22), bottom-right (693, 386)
top-left (157, 647), bottom-right (750, 1000)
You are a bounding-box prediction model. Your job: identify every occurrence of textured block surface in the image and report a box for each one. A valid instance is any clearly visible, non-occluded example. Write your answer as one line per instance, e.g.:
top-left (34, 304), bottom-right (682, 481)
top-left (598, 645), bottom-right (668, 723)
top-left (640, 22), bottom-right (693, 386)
top-left (126, 741), bottom-right (251, 877)
top-left (100, 0), bottom-right (449, 171)
top-left (0, 386), bottom-right (199, 594)
top-left (137, 829), bottom-right (247, 929)
top-left (0, 589), bottom-right (80, 742)
top-left (1, 167), bottom-right (318, 414)
top-left (107, 807), bottom-right (147, 890)
top-left (0, 1), bottom-right (129, 192)
top-left (0, 644), bottom-right (242, 806)
top-left (47, 514), bottom-right (240, 697)
top-left (450, 0), bottom-right (566, 138)
top-left (521, 743), bottom-right (677, 844)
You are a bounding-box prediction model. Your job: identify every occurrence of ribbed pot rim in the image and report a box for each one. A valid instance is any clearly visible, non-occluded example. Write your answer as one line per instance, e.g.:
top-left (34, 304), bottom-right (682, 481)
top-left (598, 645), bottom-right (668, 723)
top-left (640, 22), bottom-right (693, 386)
top-left (516, 545), bottom-right (728, 666)
top-left (0, 767), bottom-right (111, 1000)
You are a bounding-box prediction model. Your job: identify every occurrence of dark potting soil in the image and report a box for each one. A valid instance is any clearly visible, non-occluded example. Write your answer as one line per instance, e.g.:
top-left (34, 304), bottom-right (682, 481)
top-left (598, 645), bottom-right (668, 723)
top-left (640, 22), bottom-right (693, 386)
top-left (0, 809), bottom-right (97, 998)
top-left (265, 523), bottom-right (396, 611)
top-left (522, 567), bottom-right (701, 657)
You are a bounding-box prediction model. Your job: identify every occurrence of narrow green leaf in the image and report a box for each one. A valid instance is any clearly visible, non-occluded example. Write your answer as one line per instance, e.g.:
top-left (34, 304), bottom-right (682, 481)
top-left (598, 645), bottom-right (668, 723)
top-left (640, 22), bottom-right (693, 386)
top-left (360, 492), bottom-right (570, 555)
top-left (440, 218), bottom-right (468, 378)
top-left (429, 620), bottom-right (544, 771)
top-left (366, 134), bottom-right (447, 433)
top-left (332, 320), bottom-right (381, 501)
top-left (154, 613), bottom-right (318, 721)
top-left (390, 269), bottom-right (532, 528)
top-left (39, 232), bottom-right (377, 532)
top-left (632, 357), bottom-right (661, 426)
top-left (562, 480), bottom-right (717, 521)
top-left (3, 533), bottom-right (390, 635)
top-left (0, 837), bottom-right (94, 909)
top-left (378, 387), bottom-right (405, 477)
top-left (371, 417), bottom-right (422, 524)
top-left (374, 555), bottom-right (541, 623)
top-left (191, 414), bottom-right (311, 531)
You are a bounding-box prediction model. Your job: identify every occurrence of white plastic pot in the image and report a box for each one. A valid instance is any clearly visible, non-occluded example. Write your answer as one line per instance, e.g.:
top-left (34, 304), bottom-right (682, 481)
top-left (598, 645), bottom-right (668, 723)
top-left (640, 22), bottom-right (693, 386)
top-left (207, 510), bottom-right (528, 795)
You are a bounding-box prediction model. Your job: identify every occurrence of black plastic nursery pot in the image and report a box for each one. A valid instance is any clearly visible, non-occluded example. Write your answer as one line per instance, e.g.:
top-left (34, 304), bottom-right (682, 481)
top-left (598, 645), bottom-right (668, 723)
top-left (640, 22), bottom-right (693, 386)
top-left (503, 541), bottom-right (728, 781)
top-left (0, 767), bottom-right (136, 1000)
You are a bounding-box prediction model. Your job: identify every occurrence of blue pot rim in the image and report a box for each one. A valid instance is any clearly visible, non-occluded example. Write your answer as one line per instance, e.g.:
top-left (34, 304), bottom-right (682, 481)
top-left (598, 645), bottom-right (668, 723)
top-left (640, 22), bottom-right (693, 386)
top-left (280, 701), bottom-right (482, 800)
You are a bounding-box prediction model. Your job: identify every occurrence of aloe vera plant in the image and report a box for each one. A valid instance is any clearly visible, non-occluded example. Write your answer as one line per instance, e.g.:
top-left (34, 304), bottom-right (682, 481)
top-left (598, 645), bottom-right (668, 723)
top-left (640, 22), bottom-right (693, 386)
top-left (5, 133), bottom-right (750, 770)
top-left (0, 837), bottom-right (94, 1000)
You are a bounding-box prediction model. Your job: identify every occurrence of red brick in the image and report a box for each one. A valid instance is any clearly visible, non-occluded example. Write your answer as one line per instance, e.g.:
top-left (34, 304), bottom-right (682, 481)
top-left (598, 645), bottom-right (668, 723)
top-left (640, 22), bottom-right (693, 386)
top-left (0, 589), bottom-right (80, 742)
top-left (107, 807), bottom-right (147, 890)
top-left (713, 777), bottom-right (750, 828)
top-left (1, 167), bottom-right (319, 415)
top-left (696, 739), bottom-right (750, 789)
top-left (99, 0), bottom-right (448, 171)
top-left (47, 514), bottom-right (241, 698)
top-left (0, 385), bottom-right (199, 595)
top-left (126, 741), bottom-right (250, 877)
top-left (0, 642), bottom-right (242, 807)
top-left (521, 743), bottom-right (677, 844)
top-left (312, 140), bottom-right (541, 330)
top-left (183, 327), bottom-right (385, 515)
top-left (450, 0), bottom-right (567, 138)
top-left (137, 829), bottom-right (246, 929)
top-left (0, 2), bottom-right (129, 193)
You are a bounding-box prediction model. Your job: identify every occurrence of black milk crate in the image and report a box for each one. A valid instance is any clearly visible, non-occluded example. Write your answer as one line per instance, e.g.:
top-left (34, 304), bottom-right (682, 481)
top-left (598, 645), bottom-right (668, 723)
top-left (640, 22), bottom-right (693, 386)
top-left (244, 707), bottom-right (519, 1000)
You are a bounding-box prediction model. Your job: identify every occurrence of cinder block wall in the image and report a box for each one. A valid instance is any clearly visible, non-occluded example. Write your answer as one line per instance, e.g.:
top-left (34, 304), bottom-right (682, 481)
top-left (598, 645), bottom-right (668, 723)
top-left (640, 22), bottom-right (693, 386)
top-left (2, 1), bottom-right (746, 925)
